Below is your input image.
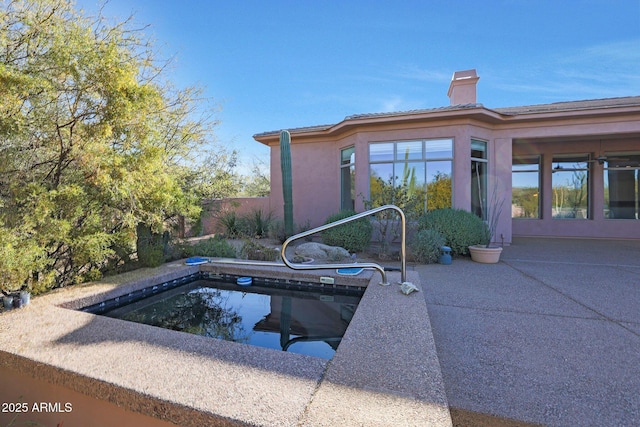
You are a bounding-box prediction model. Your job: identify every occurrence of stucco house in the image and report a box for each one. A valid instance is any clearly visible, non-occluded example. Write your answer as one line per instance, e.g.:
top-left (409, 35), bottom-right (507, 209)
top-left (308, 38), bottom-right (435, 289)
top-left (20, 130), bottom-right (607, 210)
top-left (247, 69), bottom-right (640, 243)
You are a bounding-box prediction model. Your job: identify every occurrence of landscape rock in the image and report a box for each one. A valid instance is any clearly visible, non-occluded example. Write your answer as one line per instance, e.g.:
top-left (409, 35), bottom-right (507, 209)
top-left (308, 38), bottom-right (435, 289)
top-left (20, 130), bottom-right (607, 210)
top-left (294, 242), bottom-right (350, 261)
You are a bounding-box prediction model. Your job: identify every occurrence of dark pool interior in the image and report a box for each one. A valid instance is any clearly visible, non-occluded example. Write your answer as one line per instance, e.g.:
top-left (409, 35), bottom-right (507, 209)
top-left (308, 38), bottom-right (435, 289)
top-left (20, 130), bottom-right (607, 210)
top-left (81, 273), bottom-right (364, 359)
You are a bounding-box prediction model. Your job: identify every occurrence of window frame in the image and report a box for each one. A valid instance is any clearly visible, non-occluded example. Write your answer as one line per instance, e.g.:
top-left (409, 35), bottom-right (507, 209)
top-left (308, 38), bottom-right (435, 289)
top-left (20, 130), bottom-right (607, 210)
top-left (368, 139), bottom-right (453, 213)
top-left (512, 155), bottom-right (541, 219)
top-left (551, 153), bottom-right (590, 220)
top-left (340, 146), bottom-right (356, 211)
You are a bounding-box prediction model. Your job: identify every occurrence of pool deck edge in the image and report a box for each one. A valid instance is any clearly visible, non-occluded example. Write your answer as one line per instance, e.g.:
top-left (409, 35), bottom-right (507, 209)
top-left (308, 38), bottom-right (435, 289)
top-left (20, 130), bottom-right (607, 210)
top-left (0, 262), bottom-right (452, 426)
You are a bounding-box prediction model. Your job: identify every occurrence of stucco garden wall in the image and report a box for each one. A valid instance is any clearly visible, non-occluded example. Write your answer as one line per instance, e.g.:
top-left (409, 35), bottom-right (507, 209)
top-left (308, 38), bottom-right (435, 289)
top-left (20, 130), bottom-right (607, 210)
top-left (201, 197), bottom-right (273, 235)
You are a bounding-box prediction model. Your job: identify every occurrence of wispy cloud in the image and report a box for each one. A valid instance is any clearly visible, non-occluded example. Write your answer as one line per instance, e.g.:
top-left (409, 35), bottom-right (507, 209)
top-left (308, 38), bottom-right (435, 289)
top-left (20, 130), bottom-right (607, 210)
top-left (490, 39), bottom-right (640, 104)
top-left (565, 40), bottom-right (640, 65)
top-left (379, 96), bottom-right (405, 112)
top-left (393, 66), bottom-right (451, 83)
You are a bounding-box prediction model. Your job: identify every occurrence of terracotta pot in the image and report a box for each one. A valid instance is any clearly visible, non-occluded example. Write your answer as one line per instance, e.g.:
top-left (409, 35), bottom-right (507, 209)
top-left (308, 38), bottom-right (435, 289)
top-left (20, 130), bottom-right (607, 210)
top-left (468, 245), bottom-right (503, 264)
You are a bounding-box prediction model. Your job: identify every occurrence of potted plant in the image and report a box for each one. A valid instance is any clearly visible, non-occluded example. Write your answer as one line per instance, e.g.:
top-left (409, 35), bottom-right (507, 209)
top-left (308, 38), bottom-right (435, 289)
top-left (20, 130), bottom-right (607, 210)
top-left (469, 186), bottom-right (505, 264)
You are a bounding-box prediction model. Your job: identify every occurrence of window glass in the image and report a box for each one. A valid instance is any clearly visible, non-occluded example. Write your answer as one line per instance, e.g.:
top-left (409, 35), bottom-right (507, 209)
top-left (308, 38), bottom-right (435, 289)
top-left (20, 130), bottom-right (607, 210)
top-left (471, 140), bottom-right (488, 219)
top-left (471, 140), bottom-right (487, 159)
top-left (396, 141), bottom-right (422, 161)
top-left (368, 139), bottom-right (453, 214)
top-left (370, 163), bottom-right (394, 186)
top-left (340, 147), bottom-right (356, 210)
top-left (427, 161), bottom-right (452, 211)
top-left (604, 152), bottom-right (640, 219)
top-left (341, 146), bottom-right (355, 165)
top-left (369, 143), bottom-right (394, 162)
top-left (425, 139), bottom-right (453, 159)
top-left (512, 156), bottom-right (540, 219)
top-left (552, 155), bottom-right (589, 219)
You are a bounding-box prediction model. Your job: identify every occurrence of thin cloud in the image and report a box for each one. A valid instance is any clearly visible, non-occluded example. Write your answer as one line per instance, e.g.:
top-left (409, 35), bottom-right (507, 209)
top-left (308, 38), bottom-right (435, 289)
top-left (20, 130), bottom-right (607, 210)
top-left (490, 39), bottom-right (640, 103)
top-left (393, 66), bottom-right (451, 83)
top-left (565, 40), bottom-right (640, 65)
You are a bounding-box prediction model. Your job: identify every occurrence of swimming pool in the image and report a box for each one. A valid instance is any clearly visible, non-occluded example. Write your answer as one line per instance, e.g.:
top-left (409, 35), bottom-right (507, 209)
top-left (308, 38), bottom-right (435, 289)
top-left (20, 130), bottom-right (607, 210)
top-left (82, 273), bottom-right (363, 359)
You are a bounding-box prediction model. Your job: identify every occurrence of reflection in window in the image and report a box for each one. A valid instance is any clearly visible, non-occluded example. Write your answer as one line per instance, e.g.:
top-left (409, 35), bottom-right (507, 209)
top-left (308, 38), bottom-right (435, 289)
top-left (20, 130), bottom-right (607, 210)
top-left (512, 156), bottom-right (540, 218)
top-left (369, 139), bottom-right (452, 216)
top-left (552, 155), bottom-right (589, 219)
top-left (604, 152), bottom-right (640, 219)
top-left (471, 140), bottom-right (487, 219)
top-left (396, 141), bottom-right (423, 161)
top-left (340, 147), bottom-right (355, 210)
top-left (369, 143), bottom-right (394, 162)
top-left (427, 161), bottom-right (453, 211)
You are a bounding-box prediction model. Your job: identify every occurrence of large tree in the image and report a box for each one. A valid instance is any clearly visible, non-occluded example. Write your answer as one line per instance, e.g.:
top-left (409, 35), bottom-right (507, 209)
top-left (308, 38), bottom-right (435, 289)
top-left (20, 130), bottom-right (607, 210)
top-left (0, 0), bottom-right (221, 292)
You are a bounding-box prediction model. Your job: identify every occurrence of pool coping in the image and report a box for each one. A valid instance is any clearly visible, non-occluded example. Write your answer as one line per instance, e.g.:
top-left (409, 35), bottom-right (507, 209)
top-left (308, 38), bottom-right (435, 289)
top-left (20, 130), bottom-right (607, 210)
top-left (0, 261), bottom-right (452, 426)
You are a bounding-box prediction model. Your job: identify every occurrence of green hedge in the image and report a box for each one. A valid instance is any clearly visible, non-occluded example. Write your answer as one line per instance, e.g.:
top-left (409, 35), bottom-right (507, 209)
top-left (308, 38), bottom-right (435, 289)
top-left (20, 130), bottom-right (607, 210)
top-left (184, 236), bottom-right (237, 258)
top-left (410, 229), bottom-right (446, 264)
top-left (321, 210), bottom-right (373, 253)
top-left (417, 208), bottom-right (488, 256)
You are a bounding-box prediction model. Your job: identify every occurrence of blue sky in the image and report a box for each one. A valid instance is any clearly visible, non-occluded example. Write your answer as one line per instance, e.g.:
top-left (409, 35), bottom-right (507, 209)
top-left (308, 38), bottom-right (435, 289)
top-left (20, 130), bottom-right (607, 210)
top-left (76, 0), bottom-right (640, 171)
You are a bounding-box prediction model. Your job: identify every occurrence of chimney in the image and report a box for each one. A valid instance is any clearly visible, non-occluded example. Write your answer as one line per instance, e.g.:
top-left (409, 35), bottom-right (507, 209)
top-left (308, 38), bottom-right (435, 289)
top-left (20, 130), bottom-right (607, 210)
top-left (447, 69), bottom-right (479, 105)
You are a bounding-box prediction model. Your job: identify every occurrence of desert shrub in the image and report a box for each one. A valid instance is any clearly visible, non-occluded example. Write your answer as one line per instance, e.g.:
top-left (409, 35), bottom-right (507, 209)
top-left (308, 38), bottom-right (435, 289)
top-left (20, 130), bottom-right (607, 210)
top-left (179, 236), bottom-right (237, 258)
top-left (268, 218), bottom-right (313, 243)
top-left (321, 210), bottom-right (372, 253)
top-left (247, 209), bottom-right (273, 238)
top-left (410, 229), bottom-right (446, 264)
top-left (136, 224), bottom-right (167, 267)
top-left (193, 236), bottom-right (237, 258)
top-left (417, 208), bottom-right (488, 256)
top-left (240, 240), bottom-right (280, 262)
top-left (267, 219), bottom-right (287, 243)
top-left (217, 211), bottom-right (242, 237)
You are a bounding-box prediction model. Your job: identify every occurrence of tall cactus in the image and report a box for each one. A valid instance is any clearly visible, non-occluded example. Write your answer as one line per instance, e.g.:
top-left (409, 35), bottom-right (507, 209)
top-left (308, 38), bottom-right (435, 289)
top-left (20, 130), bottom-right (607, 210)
top-left (280, 130), bottom-right (294, 237)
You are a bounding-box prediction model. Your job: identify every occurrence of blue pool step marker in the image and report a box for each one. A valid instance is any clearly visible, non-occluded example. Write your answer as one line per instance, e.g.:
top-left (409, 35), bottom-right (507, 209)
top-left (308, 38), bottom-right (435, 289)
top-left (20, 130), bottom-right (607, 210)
top-left (236, 277), bottom-right (253, 286)
top-left (336, 267), bottom-right (364, 276)
top-left (184, 257), bottom-right (209, 266)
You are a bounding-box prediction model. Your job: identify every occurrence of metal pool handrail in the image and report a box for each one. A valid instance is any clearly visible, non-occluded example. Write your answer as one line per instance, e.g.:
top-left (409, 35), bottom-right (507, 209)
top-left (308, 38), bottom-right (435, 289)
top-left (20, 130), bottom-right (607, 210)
top-left (281, 204), bottom-right (407, 286)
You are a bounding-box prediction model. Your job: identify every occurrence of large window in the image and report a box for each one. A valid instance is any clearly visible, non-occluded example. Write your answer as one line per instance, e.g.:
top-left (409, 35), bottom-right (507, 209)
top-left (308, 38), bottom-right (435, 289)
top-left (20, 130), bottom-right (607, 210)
top-left (604, 152), bottom-right (640, 219)
top-left (552, 154), bottom-right (589, 219)
top-left (340, 146), bottom-right (355, 211)
top-left (471, 140), bottom-right (487, 219)
top-left (512, 156), bottom-right (541, 218)
top-left (369, 139), bottom-right (452, 216)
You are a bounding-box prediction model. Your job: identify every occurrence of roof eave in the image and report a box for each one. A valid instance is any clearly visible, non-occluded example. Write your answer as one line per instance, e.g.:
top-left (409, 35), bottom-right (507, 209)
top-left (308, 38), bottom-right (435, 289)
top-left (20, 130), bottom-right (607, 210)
top-left (253, 105), bottom-right (503, 145)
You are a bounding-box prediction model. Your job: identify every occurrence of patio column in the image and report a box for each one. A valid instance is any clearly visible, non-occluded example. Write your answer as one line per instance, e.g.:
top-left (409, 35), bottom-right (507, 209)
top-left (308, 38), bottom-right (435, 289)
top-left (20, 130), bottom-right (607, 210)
top-left (494, 138), bottom-right (513, 244)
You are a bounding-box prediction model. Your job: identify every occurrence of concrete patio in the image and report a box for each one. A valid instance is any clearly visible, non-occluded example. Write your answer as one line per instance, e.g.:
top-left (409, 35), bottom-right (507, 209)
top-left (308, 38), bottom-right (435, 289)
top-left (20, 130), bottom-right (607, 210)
top-left (1, 237), bottom-right (638, 426)
top-left (417, 237), bottom-right (640, 426)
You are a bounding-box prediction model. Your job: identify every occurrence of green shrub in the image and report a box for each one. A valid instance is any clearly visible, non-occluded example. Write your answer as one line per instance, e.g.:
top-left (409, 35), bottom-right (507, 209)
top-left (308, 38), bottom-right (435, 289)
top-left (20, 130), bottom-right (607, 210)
top-left (240, 240), bottom-right (280, 262)
top-left (268, 218), bottom-right (313, 243)
top-left (417, 208), bottom-right (488, 256)
top-left (248, 209), bottom-right (272, 238)
top-left (185, 236), bottom-right (237, 258)
top-left (321, 210), bottom-right (372, 253)
top-left (410, 229), bottom-right (445, 264)
top-left (267, 219), bottom-right (287, 243)
top-left (217, 211), bottom-right (240, 237)
top-left (136, 224), bottom-right (165, 267)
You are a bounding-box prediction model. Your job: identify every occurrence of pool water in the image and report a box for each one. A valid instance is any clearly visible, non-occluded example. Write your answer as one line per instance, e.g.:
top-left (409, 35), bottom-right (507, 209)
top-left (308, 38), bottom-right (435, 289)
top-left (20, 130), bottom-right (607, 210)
top-left (100, 279), bottom-right (362, 359)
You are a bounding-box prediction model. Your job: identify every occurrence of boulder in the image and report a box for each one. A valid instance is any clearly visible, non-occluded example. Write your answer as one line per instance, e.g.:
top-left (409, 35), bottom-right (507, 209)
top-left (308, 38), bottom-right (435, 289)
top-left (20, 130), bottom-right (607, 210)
top-left (294, 242), bottom-right (350, 261)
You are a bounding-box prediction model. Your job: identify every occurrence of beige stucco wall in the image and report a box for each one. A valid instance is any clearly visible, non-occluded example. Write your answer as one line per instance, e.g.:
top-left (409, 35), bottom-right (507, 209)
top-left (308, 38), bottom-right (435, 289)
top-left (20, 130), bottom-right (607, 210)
top-left (201, 197), bottom-right (273, 235)
top-left (254, 104), bottom-right (640, 242)
top-left (264, 120), bottom-right (515, 242)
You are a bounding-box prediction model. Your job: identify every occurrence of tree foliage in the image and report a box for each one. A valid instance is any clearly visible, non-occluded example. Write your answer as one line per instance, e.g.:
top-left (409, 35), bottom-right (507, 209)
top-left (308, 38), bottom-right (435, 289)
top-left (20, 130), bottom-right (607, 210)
top-left (241, 159), bottom-right (270, 197)
top-left (0, 0), bottom-right (221, 292)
